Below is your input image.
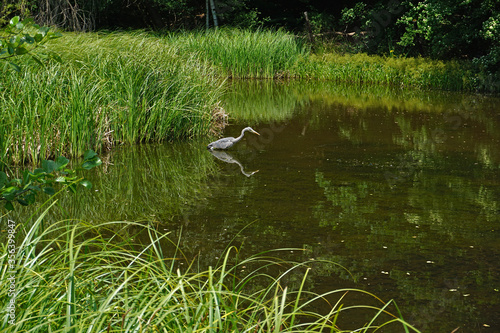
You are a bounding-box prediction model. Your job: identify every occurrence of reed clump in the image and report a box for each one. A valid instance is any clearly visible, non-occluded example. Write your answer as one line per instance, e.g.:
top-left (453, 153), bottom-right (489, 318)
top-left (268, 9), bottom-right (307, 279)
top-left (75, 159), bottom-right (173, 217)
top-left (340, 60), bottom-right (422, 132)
top-left (169, 28), bottom-right (308, 78)
top-left (1, 28), bottom-right (486, 166)
top-left (0, 31), bottom-right (223, 165)
top-left (0, 206), bottom-right (421, 332)
top-left (295, 52), bottom-right (475, 91)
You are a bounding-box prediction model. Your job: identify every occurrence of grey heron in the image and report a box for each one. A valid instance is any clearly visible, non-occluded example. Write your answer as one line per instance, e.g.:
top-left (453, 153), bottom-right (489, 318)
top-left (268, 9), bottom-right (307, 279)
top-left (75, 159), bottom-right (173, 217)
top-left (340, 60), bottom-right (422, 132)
top-left (207, 127), bottom-right (260, 150)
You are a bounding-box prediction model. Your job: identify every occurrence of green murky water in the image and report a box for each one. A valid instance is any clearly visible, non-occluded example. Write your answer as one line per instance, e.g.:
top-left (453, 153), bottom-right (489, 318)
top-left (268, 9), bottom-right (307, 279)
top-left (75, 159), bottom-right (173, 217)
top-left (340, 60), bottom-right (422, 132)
top-left (15, 80), bottom-right (500, 331)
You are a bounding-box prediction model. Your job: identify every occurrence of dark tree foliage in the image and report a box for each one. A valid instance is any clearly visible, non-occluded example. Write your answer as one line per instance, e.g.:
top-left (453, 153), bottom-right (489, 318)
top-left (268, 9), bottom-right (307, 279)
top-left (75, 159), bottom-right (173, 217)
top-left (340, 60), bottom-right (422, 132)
top-left (1, 0), bottom-right (498, 84)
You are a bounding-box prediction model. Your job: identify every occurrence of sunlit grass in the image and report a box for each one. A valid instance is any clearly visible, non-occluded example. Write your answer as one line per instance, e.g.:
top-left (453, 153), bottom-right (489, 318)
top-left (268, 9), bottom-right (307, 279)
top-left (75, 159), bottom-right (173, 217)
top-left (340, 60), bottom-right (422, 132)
top-left (0, 204), bottom-right (421, 332)
top-left (0, 28), bottom-right (487, 167)
top-left (0, 31), bottom-right (223, 165)
top-left (169, 28), bottom-right (309, 78)
top-left (296, 52), bottom-right (475, 91)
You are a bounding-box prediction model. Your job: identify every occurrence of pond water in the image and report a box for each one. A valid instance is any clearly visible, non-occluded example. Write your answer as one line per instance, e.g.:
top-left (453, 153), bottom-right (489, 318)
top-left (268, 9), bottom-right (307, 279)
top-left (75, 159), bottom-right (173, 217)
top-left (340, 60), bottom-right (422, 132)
top-left (17, 80), bottom-right (500, 331)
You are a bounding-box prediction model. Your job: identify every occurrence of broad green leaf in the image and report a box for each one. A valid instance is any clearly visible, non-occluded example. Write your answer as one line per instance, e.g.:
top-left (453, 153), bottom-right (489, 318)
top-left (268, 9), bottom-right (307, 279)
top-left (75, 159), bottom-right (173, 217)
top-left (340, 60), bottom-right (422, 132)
top-left (42, 159), bottom-right (56, 173)
top-left (21, 17), bottom-right (34, 25)
top-left (7, 62), bottom-right (21, 72)
top-left (2, 187), bottom-right (18, 201)
top-left (39, 26), bottom-right (50, 37)
top-left (24, 35), bottom-right (35, 44)
top-left (34, 168), bottom-right (45, 175)
top-left (55, 156), bottom-right (70, 170)
top-left (43, 187), bottom-right (56, 196)
top-left (16, 23), bottom-right (24, 30)
top-left (27, 185), bottom-right (40, 191)
top-left (82, 157), bottom-right (102, 170)
top-left (79, 180), bottom-right (92, 189)
top-left (34, 33), bottom-right (43, 43)
top-left (15, 46), bottom-right (29, 55)
top-left (10, 16), bottom-right (20, 26)
top-left (50, 52), bottom-right (63, 63)
top-left (4, 201), bottom-right (14, 211)
top-left (31, 54), bottom-right (44, 66)
top-left (83, 150), bottom-right (97, 160)
top-left (17, 198), bottom-right (28, 206)
top-left (25, 192), bottom-right (36, 205)
top-left (0, 171), bottom-right (7, 188)
top-left (55, 176), bottom-right (67, 182)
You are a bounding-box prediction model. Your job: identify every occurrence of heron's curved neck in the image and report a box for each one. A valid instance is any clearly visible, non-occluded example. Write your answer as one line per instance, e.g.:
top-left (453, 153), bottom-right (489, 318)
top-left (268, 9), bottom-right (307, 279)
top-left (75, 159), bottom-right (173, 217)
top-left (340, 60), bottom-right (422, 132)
top-left (233, 128), bottom-right (249, 143)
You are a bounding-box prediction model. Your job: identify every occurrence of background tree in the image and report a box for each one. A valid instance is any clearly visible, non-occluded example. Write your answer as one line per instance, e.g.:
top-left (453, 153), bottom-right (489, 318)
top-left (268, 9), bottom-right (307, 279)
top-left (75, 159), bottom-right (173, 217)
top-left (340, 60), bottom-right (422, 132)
top-left (2, 0), bottom-right (498, 86)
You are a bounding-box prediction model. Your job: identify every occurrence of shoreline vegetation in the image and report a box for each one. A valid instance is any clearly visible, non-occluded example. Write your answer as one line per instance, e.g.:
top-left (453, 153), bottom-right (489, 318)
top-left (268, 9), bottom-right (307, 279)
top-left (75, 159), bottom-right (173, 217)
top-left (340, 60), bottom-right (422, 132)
top-left (1, 28), bottom-right (486, 332)
top-left (0, 206), bottom-right (421, 332)
top-left (1, 29), bottom-right (497, 166)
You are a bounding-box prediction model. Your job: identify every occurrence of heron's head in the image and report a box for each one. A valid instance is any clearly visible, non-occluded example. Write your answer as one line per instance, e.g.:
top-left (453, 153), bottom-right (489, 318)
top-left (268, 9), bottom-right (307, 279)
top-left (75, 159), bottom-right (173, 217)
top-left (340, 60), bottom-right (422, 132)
top-left (245, 127), bottom-right (260, 135)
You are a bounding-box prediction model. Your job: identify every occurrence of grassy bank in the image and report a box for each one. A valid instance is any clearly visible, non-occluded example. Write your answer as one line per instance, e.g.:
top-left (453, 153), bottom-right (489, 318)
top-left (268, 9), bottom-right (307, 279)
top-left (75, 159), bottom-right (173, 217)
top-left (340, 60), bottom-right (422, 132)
top-left (0, 207), bottom-right (421, 332)
top-left (296, 52), bottom-right (477, 91)
top-left (0, 31), bottom-right (223, 165)
top-left (169, 28), bottom-right (308, 79)
top-left (163, 29), bottom-right (487, 91)
top-left (1, 28), bottom-right (493, 166)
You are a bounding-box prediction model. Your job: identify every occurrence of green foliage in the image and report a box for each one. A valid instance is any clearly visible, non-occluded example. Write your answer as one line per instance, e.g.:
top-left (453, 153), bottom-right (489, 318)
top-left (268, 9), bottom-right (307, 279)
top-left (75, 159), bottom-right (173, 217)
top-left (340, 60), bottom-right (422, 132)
top-left (0, 150), bottom-right (101, 211)
top-left (172, 28), bottom-right (308, 78)
top-left (340, 2), bottom-right (368, 30)
top-left (396, 0), bottom-right (500, 71)
top-left (306, 11), bottom-right (336, 35)
top-left (0, 15), bottom-right (62, 71)
top-left (0, 214), bottom-right (421, 332)
top-left (0, 1), bottom-right (34, 26)
top-left (296, 51), bottom-right (475, 91)
top-left (0, 31), bottom-right (223, 165)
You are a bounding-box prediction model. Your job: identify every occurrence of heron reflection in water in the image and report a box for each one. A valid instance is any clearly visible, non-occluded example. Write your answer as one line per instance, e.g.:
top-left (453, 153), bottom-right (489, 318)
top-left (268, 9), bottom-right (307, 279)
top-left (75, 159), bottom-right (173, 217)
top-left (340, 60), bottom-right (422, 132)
top-left (207, 127), bottom-right (260, 150)
top-left (209, 150), bottom-right (259, 177)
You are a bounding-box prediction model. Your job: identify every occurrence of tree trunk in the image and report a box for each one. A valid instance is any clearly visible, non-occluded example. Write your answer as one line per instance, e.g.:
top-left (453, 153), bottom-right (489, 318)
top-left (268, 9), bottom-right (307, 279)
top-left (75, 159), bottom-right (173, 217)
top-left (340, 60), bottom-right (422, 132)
top-left (209, 0), bottom-right (218, 28)
top-left (303, 11), bottom-right (315, 45)
top-left (206, 0), bottom-right (209, 29)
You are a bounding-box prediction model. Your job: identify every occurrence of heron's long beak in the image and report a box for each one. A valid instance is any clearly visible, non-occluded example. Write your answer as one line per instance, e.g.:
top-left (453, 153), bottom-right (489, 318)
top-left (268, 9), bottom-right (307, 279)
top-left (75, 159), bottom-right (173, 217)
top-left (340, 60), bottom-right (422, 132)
top-left (253, 130), bottom-right (260, 135)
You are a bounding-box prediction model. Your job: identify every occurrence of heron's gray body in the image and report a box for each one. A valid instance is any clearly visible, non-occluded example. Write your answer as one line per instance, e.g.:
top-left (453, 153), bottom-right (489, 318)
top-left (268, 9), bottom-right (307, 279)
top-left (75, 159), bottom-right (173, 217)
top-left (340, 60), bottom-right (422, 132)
top-left (207, 127), bottom-right (259, 150)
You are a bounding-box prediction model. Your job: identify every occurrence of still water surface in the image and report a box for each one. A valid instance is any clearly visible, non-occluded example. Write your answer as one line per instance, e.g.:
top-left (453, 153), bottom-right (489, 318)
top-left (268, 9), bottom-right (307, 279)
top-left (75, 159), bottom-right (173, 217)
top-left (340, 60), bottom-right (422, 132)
top-left (23, 81), bottom-right (500, 332)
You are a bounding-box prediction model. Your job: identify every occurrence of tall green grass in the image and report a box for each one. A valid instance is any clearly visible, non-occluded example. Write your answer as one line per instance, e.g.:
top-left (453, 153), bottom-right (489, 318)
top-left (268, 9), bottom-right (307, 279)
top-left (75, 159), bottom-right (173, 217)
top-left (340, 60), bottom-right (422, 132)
top-left (0, 28), bottom-right (486, 166)
top-left (0, 205), bottom-right (421, 332)
top-left (161, 28), bottom-right (478, 90)
top-left (294, 52), bottom-right (476, 91)
top-left (0, 31), bottom-right (223, 165)
top-left (169, 28), bottom-right (308, 78)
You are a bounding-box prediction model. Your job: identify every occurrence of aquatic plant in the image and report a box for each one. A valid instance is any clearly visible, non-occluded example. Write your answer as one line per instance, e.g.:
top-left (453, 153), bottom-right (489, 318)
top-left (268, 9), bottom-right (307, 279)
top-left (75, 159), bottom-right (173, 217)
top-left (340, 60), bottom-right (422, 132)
top-left (169, 28), bottom-right (308, 78)
top-left (0, 31), bottom-right (223, 165)
top-left (0, 28), bottom-right (488, 167)
top-left (0, 150), bottom-right (101, 211)
top-left (0, 206), bottom-right (421, 332)
top-left (296, 52), bottom-right (475, 91)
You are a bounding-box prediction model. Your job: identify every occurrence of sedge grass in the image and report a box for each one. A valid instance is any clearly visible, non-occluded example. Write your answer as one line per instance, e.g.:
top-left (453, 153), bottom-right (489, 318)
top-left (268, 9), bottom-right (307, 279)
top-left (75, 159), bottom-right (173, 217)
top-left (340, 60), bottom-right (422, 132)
top-left (295, 52), bottom-right (476, 91)
top-left (0, 205), bottom-right (421, 332)
top-left (0, 31), bottom-right (223, 165)
top-left (169, 28), bottom-right (309, 79)
top-left (1, 28), bottom-right (486, 166)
